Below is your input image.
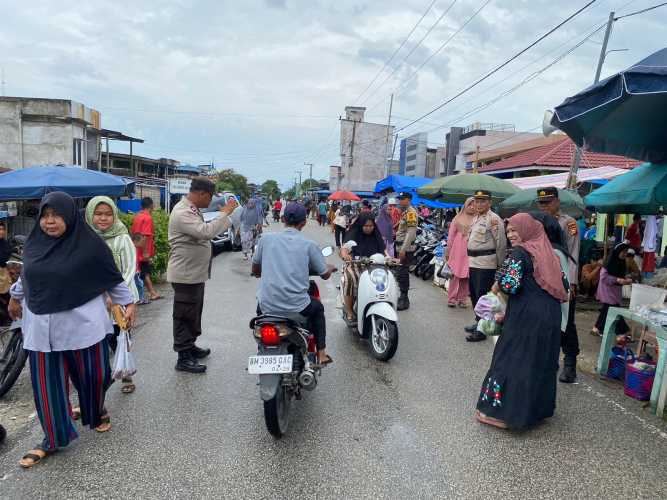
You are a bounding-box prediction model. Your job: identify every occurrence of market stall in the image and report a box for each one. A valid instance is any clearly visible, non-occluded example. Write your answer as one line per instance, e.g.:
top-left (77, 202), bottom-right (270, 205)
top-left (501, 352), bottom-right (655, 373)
top-left (416, 172), bottom-right (520, 204)
top-left (374, 174), bottom-right (459, 209)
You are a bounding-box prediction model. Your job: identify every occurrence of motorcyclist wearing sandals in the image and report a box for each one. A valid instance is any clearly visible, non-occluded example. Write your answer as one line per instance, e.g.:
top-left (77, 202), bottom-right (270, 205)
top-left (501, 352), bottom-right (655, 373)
top-left (251, 202), bottom-right (336, 365)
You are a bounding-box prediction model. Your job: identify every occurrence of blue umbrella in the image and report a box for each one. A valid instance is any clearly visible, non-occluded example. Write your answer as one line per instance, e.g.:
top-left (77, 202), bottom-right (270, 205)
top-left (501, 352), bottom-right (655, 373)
top-left (0, 165), bottom-right (133, 201)
top-left (552, 48), bottom-right (667, 163)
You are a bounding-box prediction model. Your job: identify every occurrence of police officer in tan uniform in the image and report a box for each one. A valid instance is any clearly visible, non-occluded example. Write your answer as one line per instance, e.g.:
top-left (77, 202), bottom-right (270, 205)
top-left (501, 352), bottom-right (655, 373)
top-left (465, 190), bottom-right (507, 342)
top-left (394, 192), bottom-right (419, 310)
top-left (537, 187), bottom-right (580, 383)
top-left (167, 177), bottom-right (238, 373)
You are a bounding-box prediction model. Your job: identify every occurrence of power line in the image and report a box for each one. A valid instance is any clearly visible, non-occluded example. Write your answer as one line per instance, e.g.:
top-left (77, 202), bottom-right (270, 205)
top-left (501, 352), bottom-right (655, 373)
top-left (361, 0), bottom-right (459, 105)
top-left (395, 0), bottom-right (598, 134)
top-left (615, 1), bottom-right (667, 19)
top-left (366, 0), bottom-right (492, 113)
top-left (355, 0), bottom-right (438, 104)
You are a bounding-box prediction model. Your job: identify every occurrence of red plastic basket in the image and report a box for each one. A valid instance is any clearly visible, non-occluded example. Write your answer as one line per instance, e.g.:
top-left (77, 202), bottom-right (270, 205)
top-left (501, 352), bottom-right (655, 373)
top-left (624, 360), bottom-right (656, 401)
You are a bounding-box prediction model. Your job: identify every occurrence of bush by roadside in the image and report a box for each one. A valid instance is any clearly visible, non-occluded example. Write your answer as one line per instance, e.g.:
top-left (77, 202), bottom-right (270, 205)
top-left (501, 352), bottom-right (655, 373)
top-left (119, 210), bottom-right (170, 282)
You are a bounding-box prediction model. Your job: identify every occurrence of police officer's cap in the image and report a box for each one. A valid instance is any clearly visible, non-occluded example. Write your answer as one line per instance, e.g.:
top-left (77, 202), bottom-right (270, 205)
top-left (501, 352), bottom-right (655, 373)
top-left (473, 190), bottom-right (492, 199)
top-left (536, 187), bottom-right (558, 202)
top-left (396, 191), bottom-right (413, 199)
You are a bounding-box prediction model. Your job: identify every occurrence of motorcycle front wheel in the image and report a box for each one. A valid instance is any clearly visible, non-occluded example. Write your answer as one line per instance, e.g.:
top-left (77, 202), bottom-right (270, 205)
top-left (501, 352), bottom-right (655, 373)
top-left (0, 328), bottom-right (27, 398)
top-left (263, 383), bottom-right (291, 437)
top-left (369, 316), bottom-right (398, 362)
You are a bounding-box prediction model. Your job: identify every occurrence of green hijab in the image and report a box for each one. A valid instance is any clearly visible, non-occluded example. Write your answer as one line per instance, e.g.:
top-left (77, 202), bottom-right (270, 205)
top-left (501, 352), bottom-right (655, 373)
top-left (85, 196), bottom-right (128, 241)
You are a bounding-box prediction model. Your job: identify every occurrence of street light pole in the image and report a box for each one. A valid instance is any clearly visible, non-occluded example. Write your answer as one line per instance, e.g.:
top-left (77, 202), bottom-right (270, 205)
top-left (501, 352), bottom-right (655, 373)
top-left (567, 11), bottom-right (615, 189)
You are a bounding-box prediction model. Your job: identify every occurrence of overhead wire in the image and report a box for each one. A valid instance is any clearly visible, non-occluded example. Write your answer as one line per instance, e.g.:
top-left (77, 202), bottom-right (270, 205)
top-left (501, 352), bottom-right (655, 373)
top-left (395, 0), bottom-right (599, 134)
top-left (614, 1), bottom-right (667, 18)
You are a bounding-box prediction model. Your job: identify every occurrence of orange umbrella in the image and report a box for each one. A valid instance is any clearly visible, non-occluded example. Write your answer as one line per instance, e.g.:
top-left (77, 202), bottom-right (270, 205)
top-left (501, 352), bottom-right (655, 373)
top-left (328, 191), bottom-right (361, 201)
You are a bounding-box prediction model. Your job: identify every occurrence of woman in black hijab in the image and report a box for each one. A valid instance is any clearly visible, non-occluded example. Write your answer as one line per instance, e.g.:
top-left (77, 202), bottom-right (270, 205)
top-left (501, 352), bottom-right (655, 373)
top-left (340, 213), bottom-right (387, 320)
top-left (8, 192), bottom-right (136, 468)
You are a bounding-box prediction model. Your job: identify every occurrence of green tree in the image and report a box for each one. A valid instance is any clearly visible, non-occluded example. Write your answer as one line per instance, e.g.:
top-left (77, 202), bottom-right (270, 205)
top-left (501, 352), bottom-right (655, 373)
top-left (300, 178), bottom-right (320, 192)
top-left (260, 179), bottom-right (281, 200)
top-left (216, 168), bottom-right (250, 200)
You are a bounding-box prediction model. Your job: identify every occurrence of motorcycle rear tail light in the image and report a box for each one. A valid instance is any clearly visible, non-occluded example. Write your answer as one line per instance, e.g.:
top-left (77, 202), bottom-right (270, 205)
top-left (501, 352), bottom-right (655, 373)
top-left (260, 324), bottom-right (281, 345)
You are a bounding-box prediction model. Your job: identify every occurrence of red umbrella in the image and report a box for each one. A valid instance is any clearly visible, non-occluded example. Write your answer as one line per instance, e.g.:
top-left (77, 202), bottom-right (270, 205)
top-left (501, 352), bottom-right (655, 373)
top-left (328, 190), bottom-right (361, 201)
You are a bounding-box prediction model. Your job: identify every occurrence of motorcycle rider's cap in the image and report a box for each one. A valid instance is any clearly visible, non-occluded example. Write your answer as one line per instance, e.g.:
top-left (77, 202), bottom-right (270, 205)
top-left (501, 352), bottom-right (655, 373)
top-left (473, 190), bottom-right (492, 199)
top-left (397, 191), bottom-right (412, 199)
top-left (283, 202), bottom-right (307, 224)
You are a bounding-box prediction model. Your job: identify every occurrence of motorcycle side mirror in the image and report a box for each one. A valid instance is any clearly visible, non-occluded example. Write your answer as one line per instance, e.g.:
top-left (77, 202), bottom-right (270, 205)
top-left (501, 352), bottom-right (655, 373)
top-left (321, 246), bottom-right (334, 257)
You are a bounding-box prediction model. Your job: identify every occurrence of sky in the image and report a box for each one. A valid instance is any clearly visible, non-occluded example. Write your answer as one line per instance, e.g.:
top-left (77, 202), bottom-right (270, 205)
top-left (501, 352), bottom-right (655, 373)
top-left (1, 0), bottom-right (665, 189)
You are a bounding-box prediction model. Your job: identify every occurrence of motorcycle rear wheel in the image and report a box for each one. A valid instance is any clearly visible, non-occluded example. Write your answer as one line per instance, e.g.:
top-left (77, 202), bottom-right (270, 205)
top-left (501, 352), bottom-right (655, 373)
top-left (369, 316), bottom-right (398, 362)
top-left (422, 265), bottom-right (434, 280)
top-left (263, 384), bottom-right (291, 437)
top-left (0, 328), bottom-right (27, 398)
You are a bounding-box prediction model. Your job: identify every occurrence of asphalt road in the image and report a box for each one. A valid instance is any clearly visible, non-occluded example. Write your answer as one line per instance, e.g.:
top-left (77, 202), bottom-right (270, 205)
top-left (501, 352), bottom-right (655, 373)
top-left (1, 222), bottom-right (666, 499)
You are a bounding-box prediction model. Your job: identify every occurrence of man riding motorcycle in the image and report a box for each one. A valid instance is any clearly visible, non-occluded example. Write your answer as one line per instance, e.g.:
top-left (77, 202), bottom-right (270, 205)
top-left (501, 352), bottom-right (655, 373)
top-left (251, 202), bottom-right (336, 364)
top-left (340, 213), bottom-right (387, 321)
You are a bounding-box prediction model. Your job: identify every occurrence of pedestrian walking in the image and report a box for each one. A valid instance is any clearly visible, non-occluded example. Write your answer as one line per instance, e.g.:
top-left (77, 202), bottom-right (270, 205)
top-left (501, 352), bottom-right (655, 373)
top-left (333, 205), bottom-right (348, 249)
top-left (8, 192), bottom-right (136, 468)
top-left (395, 192), bottom-right (418, 311)
top-left (85, 196), bottom-right (140, 394)
top-left (536, 187), bottom-right (581, 382)
top-left (131, 197), bottom-right (161, 301)
top-left (318, 199), bottom-right (328, 226)
top-left (167, 177), bottom-right (238, 373)
top-left (590, 243), bottom-right (632, 337)
top-left (240, 198), bottom-right (261, 260)
top-left (465, 190), bottom-right (507, 342)
top-left (446, 197), bottom-right (475, 308)
top-left (375, 203), bottom-right (395, 258)
top-left (475, 213), bottom-right (568, 430)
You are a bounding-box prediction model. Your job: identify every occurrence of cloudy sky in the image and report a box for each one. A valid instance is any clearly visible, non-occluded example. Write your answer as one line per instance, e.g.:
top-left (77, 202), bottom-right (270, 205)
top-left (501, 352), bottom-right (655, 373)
top-left (1, 0), bottom-right (665, 188)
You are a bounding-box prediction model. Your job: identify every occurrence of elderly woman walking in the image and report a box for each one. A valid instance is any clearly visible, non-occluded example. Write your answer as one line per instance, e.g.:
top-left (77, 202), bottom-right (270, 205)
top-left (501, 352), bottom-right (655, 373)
top-left (240, 198), bottom-right (261, 260)
top-left (86, 196), bottom-right (139, 393)
top-left (475, 213), bottom-right (567, 430)
top-left (8, 192), bottom-right (135, 468)
top-left (446, 197), bottom-right (475, 308)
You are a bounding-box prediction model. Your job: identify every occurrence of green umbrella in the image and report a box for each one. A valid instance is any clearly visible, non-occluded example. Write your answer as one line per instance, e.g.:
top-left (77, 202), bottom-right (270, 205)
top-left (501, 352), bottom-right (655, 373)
top-left (499, 188), bottom-right (585, 219)
top-left (584, 162), bottom-right (667, 214)
top-left (417, 173), bottom-right (521, 204)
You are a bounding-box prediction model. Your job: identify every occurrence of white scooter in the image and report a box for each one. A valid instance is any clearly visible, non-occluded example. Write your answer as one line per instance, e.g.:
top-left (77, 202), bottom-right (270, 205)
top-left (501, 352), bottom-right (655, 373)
top-left (340, 242), bottom-right (399, 361)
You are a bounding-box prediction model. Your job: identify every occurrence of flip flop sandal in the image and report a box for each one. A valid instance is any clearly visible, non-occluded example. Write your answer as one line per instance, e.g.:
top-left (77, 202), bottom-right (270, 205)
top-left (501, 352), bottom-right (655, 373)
top-left (318, 355), bottom-right (334, 366)
top-left (19, 448), bottom-right (53, 468)
top-left (121, 383), bottom-right (136, 394)
top-left (95, 414), bottom-right (112, 433)
top-left (475, 410), bottom-right (507, 429)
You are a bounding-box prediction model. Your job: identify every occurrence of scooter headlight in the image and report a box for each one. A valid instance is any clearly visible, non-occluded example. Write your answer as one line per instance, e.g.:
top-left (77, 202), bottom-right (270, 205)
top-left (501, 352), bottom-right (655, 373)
top-left (370, 268), bottom-right (388, 292)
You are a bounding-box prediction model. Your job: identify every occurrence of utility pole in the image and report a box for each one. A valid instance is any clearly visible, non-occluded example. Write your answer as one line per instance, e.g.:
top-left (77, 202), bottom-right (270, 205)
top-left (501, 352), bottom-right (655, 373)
top-left (567, 11), bottom-right (615, 189)
top-left (383, 93), bottom-right (394, 177)
top-left (295, 170), bottom-right (303, 197)
top-left (304, 162), bottom-right (313, 192)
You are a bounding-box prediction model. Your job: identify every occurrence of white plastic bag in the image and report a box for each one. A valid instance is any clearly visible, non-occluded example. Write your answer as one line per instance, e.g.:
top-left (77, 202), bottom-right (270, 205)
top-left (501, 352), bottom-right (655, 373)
top-left (112, 330), bottom-right (137, 380)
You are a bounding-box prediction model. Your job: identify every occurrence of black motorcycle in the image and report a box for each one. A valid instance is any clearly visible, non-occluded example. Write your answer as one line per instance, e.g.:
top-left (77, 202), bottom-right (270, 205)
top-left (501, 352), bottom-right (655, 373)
top-left (0, 259), bottom-right (26, 398)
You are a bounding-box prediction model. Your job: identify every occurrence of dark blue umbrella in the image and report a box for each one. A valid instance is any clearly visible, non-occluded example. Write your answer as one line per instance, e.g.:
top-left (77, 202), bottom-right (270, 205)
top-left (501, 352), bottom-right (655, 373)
top-left (552, 48), bottom-right (667, 163)
top-left (0, 165), bottom-right (134, 201)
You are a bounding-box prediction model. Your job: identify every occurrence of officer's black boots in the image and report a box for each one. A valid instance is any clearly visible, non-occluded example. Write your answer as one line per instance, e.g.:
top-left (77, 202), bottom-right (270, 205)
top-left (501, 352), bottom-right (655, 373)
top-left (559, 355), bottom-right (577, 383)
top-left (397, 292), bottom-right (410, 311)
top-left (175, 350), bottom-right (207, 373)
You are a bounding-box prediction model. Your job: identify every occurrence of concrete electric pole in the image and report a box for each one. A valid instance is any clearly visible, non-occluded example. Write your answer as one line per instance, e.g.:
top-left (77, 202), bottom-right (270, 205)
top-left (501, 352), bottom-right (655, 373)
top-left (304, 162), bottom-right (313, 192)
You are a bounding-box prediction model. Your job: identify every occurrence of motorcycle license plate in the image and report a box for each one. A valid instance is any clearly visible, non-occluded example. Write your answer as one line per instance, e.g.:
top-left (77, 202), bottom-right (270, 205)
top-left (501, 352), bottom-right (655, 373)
top-left (247, 355), bottom-right (293, 375)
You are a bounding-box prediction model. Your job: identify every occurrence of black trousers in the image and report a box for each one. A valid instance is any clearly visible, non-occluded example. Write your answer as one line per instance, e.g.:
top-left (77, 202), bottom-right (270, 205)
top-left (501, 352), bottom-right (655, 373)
top-left (561, 294), bottom-right (580, 357)
top-left (257, 298), bottom-right (327, 350)
top-left (394, 248), bottom-right (413, 294)
top-left (334, 225), bottom-right (346, 248)
top-left (469, 267), bottom-right (496, 320)
top-left (172, 282), bottom-right (205, 352)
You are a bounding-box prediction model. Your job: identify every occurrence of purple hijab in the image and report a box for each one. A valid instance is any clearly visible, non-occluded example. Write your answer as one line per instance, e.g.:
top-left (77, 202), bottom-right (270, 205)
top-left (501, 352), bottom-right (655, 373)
top-left (376, 205), bottom-right (394, 243)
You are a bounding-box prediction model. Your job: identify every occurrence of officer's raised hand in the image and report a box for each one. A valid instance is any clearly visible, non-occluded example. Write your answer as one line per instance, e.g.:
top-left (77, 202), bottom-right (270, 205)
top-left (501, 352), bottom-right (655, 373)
top-left (219, 197), bottom-right (238, 215)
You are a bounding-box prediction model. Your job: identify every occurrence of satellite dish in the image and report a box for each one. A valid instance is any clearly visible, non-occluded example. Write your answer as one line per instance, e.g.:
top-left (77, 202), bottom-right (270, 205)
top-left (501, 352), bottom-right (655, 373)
top-left (542, 110), bottom-right (559, 137)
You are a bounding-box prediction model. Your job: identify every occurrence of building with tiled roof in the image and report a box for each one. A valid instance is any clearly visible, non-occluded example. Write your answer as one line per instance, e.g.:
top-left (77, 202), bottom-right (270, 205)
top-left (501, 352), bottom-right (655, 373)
top-left (478, 136), bottom-right (640, 177)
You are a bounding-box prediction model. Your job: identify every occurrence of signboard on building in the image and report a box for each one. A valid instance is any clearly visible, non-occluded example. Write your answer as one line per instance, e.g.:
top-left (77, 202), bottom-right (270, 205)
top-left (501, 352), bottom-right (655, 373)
top-left (169, 177), bottom-right (191, 194)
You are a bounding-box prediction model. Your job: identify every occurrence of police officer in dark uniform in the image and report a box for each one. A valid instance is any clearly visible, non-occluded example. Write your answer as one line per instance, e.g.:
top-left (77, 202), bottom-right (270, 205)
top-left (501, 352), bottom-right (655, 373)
top-left (394, 192), bottom-right (418, 310)
top-left (537, 187), bottom-right (580, 383)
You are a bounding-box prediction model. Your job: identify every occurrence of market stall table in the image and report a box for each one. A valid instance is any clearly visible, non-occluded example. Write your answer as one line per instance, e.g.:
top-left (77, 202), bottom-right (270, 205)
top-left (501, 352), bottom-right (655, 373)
top-left (596, 307), bottom-right (667, 418)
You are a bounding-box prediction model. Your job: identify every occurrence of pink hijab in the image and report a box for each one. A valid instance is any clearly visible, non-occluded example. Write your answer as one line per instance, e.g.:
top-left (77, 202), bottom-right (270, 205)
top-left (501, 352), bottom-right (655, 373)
top-left (453, 197), bottom-right (475, 237)
top-left (508, 213), bottom-right (568, 302)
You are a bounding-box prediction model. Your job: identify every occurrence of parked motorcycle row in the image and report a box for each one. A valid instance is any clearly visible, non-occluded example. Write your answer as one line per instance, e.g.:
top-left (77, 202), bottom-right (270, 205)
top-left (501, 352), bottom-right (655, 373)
top-left (409, 220), bottom-right (447, 282)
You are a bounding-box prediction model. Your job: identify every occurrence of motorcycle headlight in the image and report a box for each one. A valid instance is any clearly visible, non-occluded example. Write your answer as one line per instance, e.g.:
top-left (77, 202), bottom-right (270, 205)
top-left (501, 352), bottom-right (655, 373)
top-left (370, 268), bottom-right (388, 292)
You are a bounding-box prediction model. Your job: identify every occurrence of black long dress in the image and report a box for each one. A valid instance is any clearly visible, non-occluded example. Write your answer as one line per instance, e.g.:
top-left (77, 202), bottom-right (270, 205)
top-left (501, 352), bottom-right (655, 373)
top-left (476, 247), bottom-right (562, 430)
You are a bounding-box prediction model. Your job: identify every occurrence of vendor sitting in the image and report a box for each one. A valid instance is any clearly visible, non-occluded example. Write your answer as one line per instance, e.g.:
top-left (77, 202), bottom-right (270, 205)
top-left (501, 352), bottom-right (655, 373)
top-left (340, 213), bottom-right (387, 321)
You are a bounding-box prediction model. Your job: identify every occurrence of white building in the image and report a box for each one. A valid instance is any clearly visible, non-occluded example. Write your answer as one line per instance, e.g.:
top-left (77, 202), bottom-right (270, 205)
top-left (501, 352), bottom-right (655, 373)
top-left (0, 97), bottom-right (102, 170)
top-left (337, 106), bottom-right (394, 192)
top-left (400, 132), bottom-right (428, 177)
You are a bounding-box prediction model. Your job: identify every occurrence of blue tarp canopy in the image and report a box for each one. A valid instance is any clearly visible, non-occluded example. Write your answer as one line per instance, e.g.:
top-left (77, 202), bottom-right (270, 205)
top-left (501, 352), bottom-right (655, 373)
top-left (374, 174), bottom-right (459, 208)
top-left (0, 165), bottom-right (134, 201)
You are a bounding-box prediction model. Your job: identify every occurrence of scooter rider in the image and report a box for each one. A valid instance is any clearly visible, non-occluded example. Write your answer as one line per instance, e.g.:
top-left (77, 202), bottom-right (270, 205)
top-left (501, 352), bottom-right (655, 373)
top-left (340, 213), bottom-right (386, 321)
top-left (252, 202), bottom-right (336, 365)
top-left (394, 192), bottom-right (418, 311)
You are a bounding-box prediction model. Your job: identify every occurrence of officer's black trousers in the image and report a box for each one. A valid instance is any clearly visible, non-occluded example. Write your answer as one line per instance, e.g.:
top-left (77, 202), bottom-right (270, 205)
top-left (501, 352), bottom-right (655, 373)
top-left (395, 250), bottom-right (413, 294)
top-left (561, 294), bottom-right (580, 357)
top-left (469, 267), bottom-right (496, 320)
top-left (172, 282), bottom-right (205, 352)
